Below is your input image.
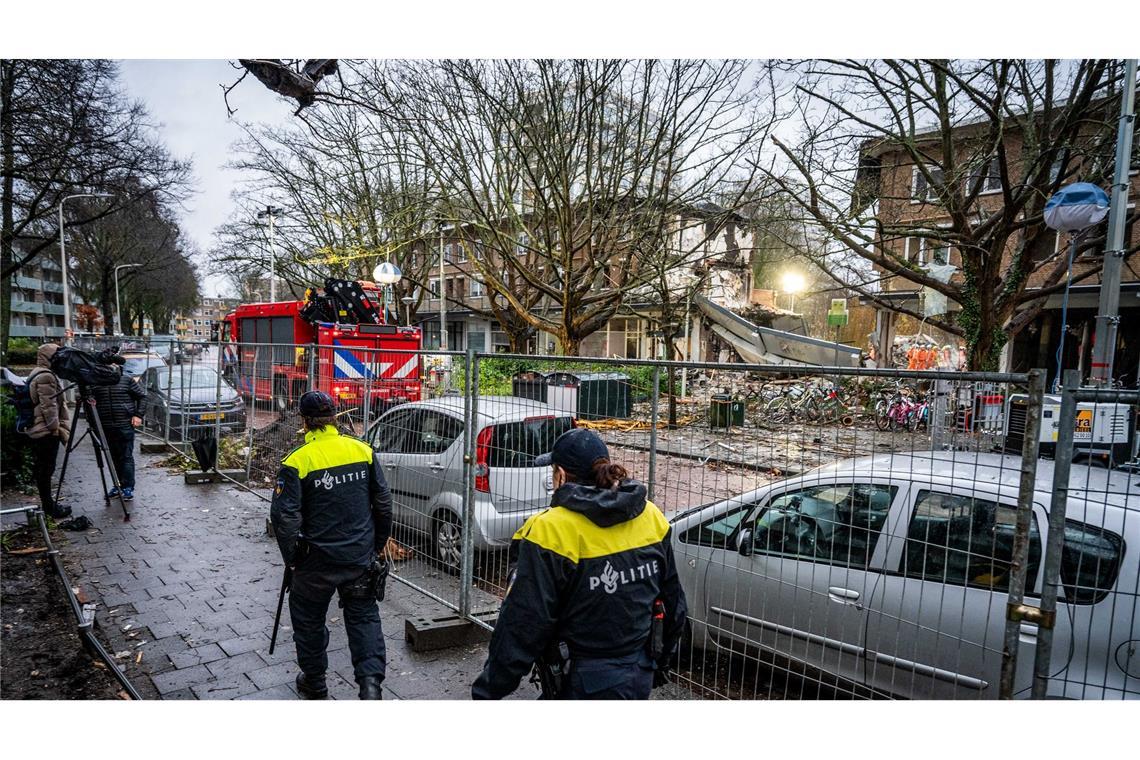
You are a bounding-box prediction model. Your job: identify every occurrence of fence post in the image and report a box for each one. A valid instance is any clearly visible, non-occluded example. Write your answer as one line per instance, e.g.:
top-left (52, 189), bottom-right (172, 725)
top-left (361, 347), bottom-right (373, 436)
top-left (213, 336), bottom-right (224, 470)
top-left (307, 343), bottom-right (317, 389)
top-left (163, 350), bottom-right (174, 446)
top-left (647, 364), bottom-right (661, 502)
top-left (1031, 368), bottom-right (1079, 699)
top-left (459, 348), bottom-right (478, 618)
top-left (999, 367), bottom-right (1045, 699)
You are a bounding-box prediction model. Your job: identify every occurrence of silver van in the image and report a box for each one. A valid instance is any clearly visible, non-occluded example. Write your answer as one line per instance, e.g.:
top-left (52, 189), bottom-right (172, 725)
top-left (367, 396), bottom-right (574, 568)
top-left (671, 451), bottom-right (1138, 699)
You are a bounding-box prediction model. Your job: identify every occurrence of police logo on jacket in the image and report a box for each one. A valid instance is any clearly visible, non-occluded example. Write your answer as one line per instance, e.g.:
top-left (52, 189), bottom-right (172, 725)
top-left (471, 478), bottom-right (688, 700)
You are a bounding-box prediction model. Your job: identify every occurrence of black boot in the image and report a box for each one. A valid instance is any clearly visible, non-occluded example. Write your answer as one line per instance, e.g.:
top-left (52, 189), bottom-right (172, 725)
top-left (295, 672), bottom-right (328, 700)
top-left (357, 675), bottom-right (383, 700)
top-left (45, 501), bottom-right (72, 519)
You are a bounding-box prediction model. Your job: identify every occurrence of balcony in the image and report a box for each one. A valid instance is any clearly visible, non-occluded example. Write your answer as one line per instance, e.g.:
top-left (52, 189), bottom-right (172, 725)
top-left (13, 275), bottom-right (42, 290)
top-left (10, 324), bottom-right (65, 339)
top-left (43, 303), bottom-right (66, 316)
top-left (42, 280), bottom-right (64, 293)
top-left (11, 299), bottom-right (44, 315)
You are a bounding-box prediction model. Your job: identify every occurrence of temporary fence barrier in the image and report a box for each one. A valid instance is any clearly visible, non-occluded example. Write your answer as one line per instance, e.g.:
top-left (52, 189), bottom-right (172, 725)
top-left (63, 334), bottom-right (1140, 700)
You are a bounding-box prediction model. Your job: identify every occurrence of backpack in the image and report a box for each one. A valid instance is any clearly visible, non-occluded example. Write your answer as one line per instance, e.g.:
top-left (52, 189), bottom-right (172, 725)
top-left (7, 369), bottom-right (48, 434)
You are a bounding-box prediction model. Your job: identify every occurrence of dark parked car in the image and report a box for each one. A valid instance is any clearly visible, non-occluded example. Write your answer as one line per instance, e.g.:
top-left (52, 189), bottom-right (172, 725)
top-left (142, 366), bottom-right (246, 441)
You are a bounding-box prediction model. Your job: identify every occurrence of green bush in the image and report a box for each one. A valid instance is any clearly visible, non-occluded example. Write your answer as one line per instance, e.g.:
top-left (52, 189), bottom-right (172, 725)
top-left (5, 337), bottom-right (39, 366)
top-left (0, 387), bottom-right (35, 489)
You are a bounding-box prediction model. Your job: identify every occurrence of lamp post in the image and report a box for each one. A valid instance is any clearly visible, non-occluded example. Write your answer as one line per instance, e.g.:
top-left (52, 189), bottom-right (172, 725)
top-left (114, 263), bottom-right (141, 336)
top-left (372, 261), bottom-right (402, 325)
top-left (1043, 182), bottom-right (1110, 390)
top-left (58, 192), bottom-right (115, 342)
top-left (256, 205), bottom-right (284, 302)
top-left (781, 271), bottom-right (806, 313)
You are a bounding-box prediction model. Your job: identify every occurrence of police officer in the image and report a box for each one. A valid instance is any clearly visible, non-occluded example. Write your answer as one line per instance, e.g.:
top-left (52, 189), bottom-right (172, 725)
top-left (471, 428), bottom-right (688, 700)
top-left (270, 391), bottom-right (393, 700)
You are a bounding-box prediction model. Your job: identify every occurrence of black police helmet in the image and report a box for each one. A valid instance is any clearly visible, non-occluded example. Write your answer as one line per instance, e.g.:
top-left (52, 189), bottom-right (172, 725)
top-left (298, 390), bottom-right (335, 417)
top-left (534, 427), bottom-right (609, 482)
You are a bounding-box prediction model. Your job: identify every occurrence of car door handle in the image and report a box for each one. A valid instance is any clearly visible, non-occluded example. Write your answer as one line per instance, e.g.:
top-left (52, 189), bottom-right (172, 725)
top-left (428, 463), bottom-right (445, 471)
top-left (1019, 623), bottom-right (1038, 643)
top-left (383, 461), bottom-right (399, 468)
top-left (827, 587), bottom-right (862, 607)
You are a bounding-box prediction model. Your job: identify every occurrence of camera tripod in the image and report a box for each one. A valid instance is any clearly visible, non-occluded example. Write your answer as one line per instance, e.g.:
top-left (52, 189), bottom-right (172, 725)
top-left (54, 383), bottom-right (130, 521)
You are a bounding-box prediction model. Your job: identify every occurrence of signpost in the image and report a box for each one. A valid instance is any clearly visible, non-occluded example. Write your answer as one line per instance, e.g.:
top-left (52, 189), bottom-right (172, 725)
top-left (827, 298), bottom-right (849, 367)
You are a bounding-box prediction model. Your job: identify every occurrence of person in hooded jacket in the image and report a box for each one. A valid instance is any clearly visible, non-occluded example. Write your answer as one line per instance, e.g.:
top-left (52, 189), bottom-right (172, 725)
top-left (471, 427), bottom-right (688, 700)
top-left (25, 343), bottom-right (72, 519)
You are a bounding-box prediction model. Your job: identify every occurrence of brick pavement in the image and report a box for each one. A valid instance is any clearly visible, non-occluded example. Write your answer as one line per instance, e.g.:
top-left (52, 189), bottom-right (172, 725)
top-left (46, 432), bottom-right (499, 700)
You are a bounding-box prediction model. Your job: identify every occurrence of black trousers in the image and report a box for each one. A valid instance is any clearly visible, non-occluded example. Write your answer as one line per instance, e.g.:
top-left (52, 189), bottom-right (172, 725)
top-left (31, 435), bottom-right (61, 510)
top-left (561, 650), bottom-right (655, 700)
top-left (289, 560), bottom-right (386, 683)
top-left (103, 427), bottom-right (135, 489)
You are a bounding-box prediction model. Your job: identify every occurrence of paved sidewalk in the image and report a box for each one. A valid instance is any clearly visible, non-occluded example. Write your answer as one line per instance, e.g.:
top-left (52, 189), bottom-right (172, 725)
top-left (44, 433), bottom-right (499, 700)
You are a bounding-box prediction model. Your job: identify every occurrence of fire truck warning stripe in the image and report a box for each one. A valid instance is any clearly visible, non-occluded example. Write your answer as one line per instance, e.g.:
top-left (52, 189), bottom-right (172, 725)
top-left (393, 355), bottom-right (418, 379)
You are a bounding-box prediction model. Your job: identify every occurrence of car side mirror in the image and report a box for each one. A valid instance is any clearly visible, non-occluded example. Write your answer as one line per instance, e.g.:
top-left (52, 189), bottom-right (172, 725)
top-left (737, 528), bottom-right (754, 557)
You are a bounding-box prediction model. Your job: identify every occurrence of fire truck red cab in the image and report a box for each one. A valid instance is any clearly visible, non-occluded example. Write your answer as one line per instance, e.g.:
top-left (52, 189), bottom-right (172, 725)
top-left (221, 282), bottom-right (422, 414)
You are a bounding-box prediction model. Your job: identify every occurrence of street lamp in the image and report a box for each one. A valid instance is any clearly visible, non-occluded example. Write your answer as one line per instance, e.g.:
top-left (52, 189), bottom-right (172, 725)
top-left (372, 261), bottom-right (402, 324)
top-left (114, 263), bottom-right (141, 336)
top-left (781, 271), bottom-right (806, 312)
top-left (256, 205), bottom-right (285, 302)
top-left (1043, 181), bottom-right (1110, 390)
top-left (58, 192), bottom-right (115, 342)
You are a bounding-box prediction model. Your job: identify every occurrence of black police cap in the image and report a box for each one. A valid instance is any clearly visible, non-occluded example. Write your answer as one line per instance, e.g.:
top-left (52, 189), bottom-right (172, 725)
top-left (299, 390), bottom-right (335, 416)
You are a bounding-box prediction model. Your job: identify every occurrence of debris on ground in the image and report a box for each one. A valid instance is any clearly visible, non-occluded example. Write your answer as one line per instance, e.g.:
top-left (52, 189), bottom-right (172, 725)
top-left (0, 523), bottom-right (126, 700)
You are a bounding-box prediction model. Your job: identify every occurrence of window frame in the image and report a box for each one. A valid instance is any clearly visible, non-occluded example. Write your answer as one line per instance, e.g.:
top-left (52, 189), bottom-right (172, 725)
top-left (911, 165), bottom-right (946, 204)
top-left (896, 487), bottom-right (1045, 596)
top-left (967, 156), bottom-right (1002, 196)
top-left (744, 482), bottom-right (901, 571)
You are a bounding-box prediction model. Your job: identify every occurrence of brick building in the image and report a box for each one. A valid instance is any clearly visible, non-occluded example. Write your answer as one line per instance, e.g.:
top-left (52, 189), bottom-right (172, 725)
top-left (862, 109), bottom-right (1139, 381)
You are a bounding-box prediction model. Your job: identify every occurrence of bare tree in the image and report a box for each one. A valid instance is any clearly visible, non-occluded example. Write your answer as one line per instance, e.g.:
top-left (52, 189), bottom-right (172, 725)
top-left (1, 59), bottom-right (192, 350)
top-left (758, 59), bottom-right (1136, 370)
top-left (361, 59), bottom-right (772, 354)
top-left (211, 106), bottom-right (442, 318)
top-left (69, 190), bottom-right (199, 334)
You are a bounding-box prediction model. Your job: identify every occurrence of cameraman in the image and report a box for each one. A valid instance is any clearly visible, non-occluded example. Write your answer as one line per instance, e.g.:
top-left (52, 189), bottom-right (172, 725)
top-left (26, 343), bottom-right (72, 519)
top-left (90, 367), bottom-right (146, 501)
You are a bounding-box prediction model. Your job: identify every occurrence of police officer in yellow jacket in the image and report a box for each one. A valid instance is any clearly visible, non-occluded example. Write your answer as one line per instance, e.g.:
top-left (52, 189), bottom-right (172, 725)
top-left (270, 391), bottom-right (393, 700)
top-left (472, 428), bottom-right (687, 700)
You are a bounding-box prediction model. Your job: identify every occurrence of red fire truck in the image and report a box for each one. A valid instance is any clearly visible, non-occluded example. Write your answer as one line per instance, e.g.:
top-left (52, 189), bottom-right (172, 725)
top-left (220, 279), bottom-right (422, 413)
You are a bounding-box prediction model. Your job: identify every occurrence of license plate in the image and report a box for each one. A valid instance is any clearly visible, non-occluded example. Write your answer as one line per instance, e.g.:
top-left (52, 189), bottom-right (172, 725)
top-left (199, 412), bottom-right (223, 421)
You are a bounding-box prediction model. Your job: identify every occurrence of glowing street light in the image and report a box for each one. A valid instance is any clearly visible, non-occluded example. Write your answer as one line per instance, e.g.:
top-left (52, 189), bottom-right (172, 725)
top-left (781, 271), bottom-right (806, 312)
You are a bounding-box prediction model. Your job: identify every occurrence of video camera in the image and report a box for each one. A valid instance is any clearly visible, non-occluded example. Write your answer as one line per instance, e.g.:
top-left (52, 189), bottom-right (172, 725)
top-left (50, 346), bottom-right (126, 387)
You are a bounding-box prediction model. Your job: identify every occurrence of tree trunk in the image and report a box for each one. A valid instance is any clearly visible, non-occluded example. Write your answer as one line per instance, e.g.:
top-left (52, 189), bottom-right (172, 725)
top-left (1, 61), bottom-right (15, 354)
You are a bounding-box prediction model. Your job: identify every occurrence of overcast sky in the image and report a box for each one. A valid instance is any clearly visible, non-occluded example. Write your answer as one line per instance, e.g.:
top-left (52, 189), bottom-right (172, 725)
top-left (118, 60), bottom-right (295, 298)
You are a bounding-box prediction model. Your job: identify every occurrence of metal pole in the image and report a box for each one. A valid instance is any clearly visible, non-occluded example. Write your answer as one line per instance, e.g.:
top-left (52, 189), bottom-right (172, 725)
top-left (1031, 368), bottom-right (1080, 699)
top-left (647, 364), bottom-right (660, 502)
top-left (681, 292), bottom-right (691, 398)
top-left (439, 225), bottom-right (448, 352)
top-left (999, 367), bottom-right (1045, 699)
top-left (268, 210), bottom-right (276, 303)
top-left (1089, 58), bottom-right (1137, 387)
top-left (459, 347), bottom-right (478, 618)
top-left (213, 334), bottom-right (224, 470)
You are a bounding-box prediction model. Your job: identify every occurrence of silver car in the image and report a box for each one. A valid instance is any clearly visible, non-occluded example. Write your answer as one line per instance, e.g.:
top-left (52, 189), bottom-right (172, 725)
top-left (672, 451), bottom-right (1138, 699)
top-left (367, 396), bottom-right (575, 567)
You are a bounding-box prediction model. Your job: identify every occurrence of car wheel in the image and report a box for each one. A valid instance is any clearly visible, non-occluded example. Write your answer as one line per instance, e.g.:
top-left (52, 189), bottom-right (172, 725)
top-left (432, 512), bottom-right (463, 575)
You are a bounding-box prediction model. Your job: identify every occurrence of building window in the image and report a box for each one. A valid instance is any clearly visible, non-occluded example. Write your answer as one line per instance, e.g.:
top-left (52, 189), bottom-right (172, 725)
top-left (905, 237), bottom-right (951, 266)
top-left (912, 165), bottom-right (946, 202)
top-left (968, 157), bottom-right (1001, 195)
top-left (516, 232), bottom-right (530, 256)
top-left (457, 242), bottom-right (468, 263)
top-left (470, 277), bottom-right (484, 298)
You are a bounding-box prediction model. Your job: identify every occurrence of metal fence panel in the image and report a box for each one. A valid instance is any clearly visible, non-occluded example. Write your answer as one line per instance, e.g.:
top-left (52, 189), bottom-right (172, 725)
top-left (85, 332), bottom-right (1140, 700)
top-left (1030, 372), bottom-right (1140, 700)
